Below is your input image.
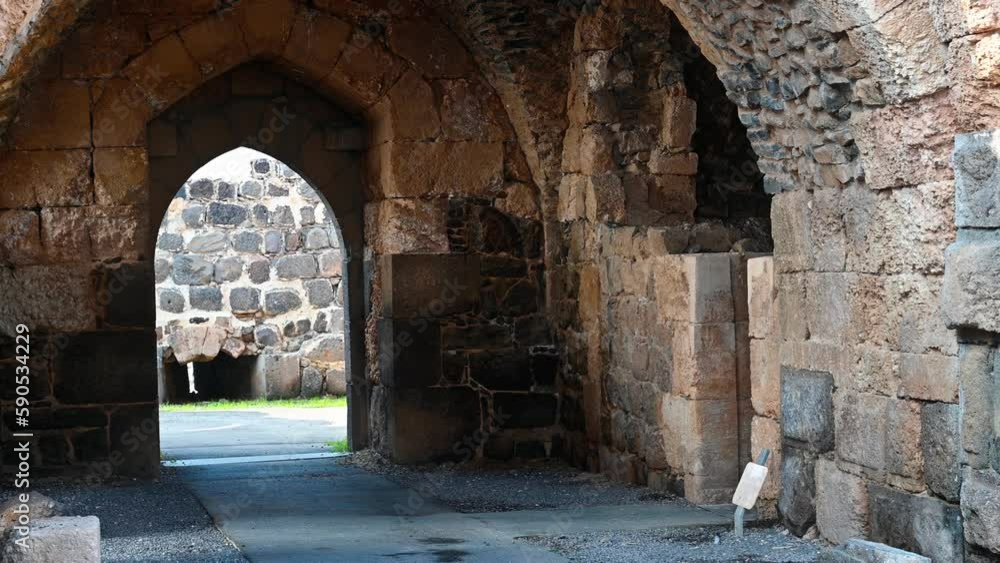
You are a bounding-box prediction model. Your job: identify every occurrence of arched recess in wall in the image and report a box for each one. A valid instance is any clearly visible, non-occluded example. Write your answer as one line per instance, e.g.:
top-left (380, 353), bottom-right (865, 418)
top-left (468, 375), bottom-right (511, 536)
top-left (153, 147), bottom-right (350, 406)
top-left (556, 0), bottom-right (772, 508)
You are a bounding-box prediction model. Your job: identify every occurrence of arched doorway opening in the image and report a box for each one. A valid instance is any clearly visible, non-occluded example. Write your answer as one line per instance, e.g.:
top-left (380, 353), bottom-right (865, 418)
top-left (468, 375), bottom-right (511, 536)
top-left (154, 148), bottom-right (351, 461)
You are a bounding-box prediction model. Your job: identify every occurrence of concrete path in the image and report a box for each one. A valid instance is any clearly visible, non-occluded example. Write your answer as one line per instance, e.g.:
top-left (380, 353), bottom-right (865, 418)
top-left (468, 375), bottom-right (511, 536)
top-left (178, 458), bottom-right (566, 562)
top-left (160, 407), bottom-right (347, 460)
top-left (176, 457), bottom-right (746, 563)
top-left (163, 407), bottom-right (746, 561)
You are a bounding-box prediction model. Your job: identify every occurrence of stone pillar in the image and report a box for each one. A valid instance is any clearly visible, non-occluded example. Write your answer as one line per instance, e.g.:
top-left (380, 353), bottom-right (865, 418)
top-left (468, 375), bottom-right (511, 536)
top-left (747, 256), bottom-right (781, 518)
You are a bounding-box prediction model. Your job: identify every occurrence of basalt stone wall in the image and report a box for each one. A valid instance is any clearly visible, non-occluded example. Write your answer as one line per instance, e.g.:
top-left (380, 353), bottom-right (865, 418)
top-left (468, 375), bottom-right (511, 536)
top-left (155, 156), bottom-right (347, 402)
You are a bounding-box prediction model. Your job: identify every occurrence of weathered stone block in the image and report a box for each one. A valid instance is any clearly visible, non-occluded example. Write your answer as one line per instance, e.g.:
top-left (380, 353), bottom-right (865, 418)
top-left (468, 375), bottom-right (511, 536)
top-left (0, 516), bottom-right (100, 563)
top-left (836, 391), bottom-right (889, 470)
top-left (159, 289), bottom-right (185, 313)
top-left (961, 468), bottom-right (1000, 554)
top-left (181, 206), bottom-right (205, 228)
top-left (942, 241), bottom-right (1000, 333)
top-left (229, 287), bottom-right (260, 313)
top-left (248, 259), bottom-right (270, 283)
top-left (305, 279), bottom-right (335, 307)
top-left (960, 344), bottom-right (996, 461)
top-left (751, 415), bottom-right (782, 501)
top-left (188, 232), bottom-right (227, 253)
top-left (779, 445), bottom-right (818, 536)
top-left (171, 255), bottom-right (213, 285)
top-left (264, 289), bottom-right (302, 315)
top-left (898, 352), bottom-right (959, 403)
top-left (94, 148), bottom-right (148, 205)
top-left (109, 404), bottom-right (159, 478)
top-left (380, 254), bottom-right (479, 319)
top-left (275, 255), bottom-right (318, 280)
top-left (953, 129), bottom-right (1000, 228)
top-left (0, 210), bottom-right (42, 265)
top-left (781, 367), bottom-right (834, 452)
top-left (662, 96), bottom-right (697, 149)
top-left (231, 232), bottom-right (262, 253)
top-left (367, 198), bottom-right (449, 254)
top-left (885, 398), bottom-right (923, 480)
top-left (921, 402), bottom-right (962, 502)
top-left (816, 459), bottom-right (869, 545)
top-left (256, 354), bottom-right (300, 399)
top-left (8, 81), bottom-right (92, 149)
top-left (868, 484), bottom-right (964, 562)
top-left (751, 339), bottom-right (781, 418)
top-left (387, 386), bottom-right (481, 463)
top-left (378, 318), bottom-right (442, 388)
top-left (0, 150), bottom-right (93, 208)
top-left (672, 323), bottom-right (737, 400)
top-left (654, 254), bottom-right (734, 323)
top-left (123, 34), bottom-right (202, 108)
top-left (375, 141), bottom-right (504, 198)
top-left (208, 202), bottom-right (248, 226)
top-left (747, 257), bottom-right (776, 339)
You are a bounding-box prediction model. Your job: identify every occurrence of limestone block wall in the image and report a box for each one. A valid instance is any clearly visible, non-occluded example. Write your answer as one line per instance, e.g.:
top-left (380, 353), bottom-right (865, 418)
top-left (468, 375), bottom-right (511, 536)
top-left (155, 155), bottom-right (346, 401)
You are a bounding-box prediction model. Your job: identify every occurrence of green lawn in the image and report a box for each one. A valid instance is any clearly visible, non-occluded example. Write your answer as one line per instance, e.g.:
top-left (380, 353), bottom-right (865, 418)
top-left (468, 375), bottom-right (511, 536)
top-left (161, 396), bottom-right (347, 412)
top-left (326, 438), bottom-right (350, 453)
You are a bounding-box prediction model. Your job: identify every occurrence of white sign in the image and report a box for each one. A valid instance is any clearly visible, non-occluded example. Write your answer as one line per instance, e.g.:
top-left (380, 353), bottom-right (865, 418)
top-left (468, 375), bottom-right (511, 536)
top-left (732, 462), bottom-right (769, 509)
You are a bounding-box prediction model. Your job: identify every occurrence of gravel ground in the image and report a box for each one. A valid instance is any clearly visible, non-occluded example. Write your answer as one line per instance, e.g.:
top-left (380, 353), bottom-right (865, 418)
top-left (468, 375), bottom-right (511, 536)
top-left (520, 525), bottom-right (821, 562)
top-left (348, 451), bottom-right (685, 513)
top-left (10, 468), bottom-right (246, 563)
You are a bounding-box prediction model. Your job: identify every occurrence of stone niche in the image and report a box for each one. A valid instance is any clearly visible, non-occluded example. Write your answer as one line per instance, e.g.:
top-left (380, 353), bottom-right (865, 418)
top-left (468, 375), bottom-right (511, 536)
top-left (155, 155), bottom-right (347, 402)
top-left (939, 129), bottom-right (1000, 561)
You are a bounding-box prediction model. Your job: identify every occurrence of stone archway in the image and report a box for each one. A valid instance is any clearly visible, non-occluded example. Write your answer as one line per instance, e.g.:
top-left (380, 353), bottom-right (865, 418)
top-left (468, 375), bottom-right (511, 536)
top-left (0, 0), bottom-right (554, 479)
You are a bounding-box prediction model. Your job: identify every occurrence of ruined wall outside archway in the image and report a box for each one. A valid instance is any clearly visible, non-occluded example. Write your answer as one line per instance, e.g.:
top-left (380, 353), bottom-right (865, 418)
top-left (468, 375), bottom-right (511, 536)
top-left (154, 153), bottom-right (349, 402)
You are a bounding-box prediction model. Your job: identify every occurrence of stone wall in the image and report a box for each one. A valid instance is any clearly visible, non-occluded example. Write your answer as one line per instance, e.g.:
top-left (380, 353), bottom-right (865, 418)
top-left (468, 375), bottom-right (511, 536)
top-left (0, 0), bottom-right (999, 559)
top-left (155, 155), bottom-right (347, 401)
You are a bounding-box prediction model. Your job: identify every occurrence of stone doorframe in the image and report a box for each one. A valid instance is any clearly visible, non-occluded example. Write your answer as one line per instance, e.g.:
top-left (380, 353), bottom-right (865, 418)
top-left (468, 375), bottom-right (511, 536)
top-left (146, 63), bottom-right (370, 448)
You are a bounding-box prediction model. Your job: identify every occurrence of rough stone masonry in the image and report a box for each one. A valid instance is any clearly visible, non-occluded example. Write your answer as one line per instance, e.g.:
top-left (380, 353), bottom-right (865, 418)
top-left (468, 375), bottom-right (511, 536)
top-left (0, 0), bottom-right (998, 560)
top-left (155, 155), bottom-right (348, 402)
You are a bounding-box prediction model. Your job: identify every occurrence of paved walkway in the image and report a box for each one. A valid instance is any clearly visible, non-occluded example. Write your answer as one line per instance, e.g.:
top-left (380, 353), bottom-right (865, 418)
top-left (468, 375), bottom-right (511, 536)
top-left (161, 407), bottom-right (744, 562)
top-left (160, 407), bottom-right (347, 460)
top-left (177, 457), bottom-right (736, 563)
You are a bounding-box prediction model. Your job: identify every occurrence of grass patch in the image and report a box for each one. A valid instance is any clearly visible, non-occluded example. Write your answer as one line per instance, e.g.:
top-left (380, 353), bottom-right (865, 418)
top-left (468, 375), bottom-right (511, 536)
top-left (326, 438), bottom-right (350, 453)
top-left (161, 396), bottom-right (347, 412)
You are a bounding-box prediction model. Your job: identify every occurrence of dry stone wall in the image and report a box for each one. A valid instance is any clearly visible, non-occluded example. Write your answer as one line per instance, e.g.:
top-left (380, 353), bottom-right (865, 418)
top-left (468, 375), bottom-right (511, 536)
top-left (155, 156), bottom-right (347, 401)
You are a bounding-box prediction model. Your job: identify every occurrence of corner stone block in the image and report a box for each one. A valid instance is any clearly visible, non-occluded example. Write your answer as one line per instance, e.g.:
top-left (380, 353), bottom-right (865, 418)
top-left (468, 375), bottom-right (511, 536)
top-left (685, 399), bottom-right (740, 503)
top-left (750, 415), bottom-right (782, 501)
top-left (747, 256), bottom-right (776, 339)
top-left (387, 386), bottom-right (481, 463)
top-left (953, 129), bottom-right (1000, 228)
top-left (921, 402), bottom-right (962, 502)
top-left (671, 322), bottom-right (737, 400)
top-left (377, 318), bottom-right (442, 388)
top-left (751, 339), bottom-right (781, 418)
top-left (961, 468), bottom-right (1000, 554)
top-left (815, 458), bottom-right (868, 545)
top-left (781, 367), bottom-right (834, 452)
top-left (654, 254), bottom-right (734, 323)
top-left (942, 241), bottom-right (1000, 333)
top-left (868, 484), bottom-right (965, 563)
top-left (380, 254), bottom-right (480, 319)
